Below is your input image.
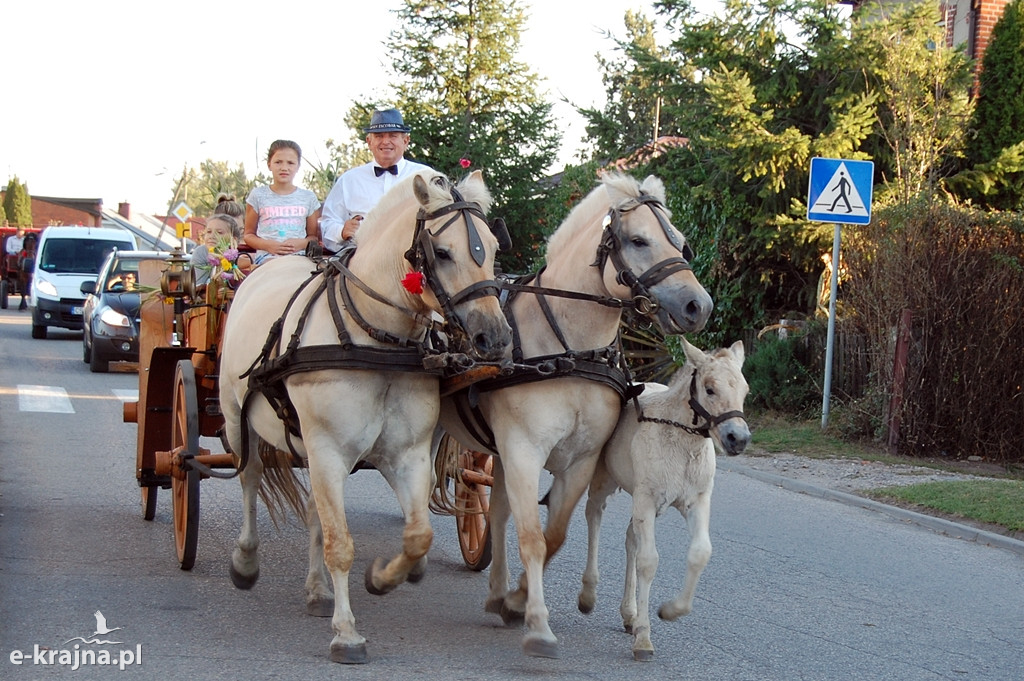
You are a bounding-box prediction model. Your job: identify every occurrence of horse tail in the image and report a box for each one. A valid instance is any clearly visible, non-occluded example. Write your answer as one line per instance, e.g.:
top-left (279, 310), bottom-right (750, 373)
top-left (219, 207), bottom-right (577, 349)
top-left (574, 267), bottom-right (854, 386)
top-left (256, 438), bottom-right (308, 528)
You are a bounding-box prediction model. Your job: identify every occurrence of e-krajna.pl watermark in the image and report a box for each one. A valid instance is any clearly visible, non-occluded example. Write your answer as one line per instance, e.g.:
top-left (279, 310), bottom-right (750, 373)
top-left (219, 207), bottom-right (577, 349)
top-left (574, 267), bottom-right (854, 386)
top-left (7, 610), bottom-right (142, 671)
top-left (9, 644), bottom-right (142, 671)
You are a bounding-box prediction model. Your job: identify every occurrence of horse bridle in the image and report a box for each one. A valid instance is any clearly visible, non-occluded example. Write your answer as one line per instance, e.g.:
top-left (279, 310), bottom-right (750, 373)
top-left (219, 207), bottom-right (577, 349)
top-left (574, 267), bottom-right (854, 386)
top-left (592, 193), bottom-right (696, 317)
top-left (637, 368), bottom-right (746, 439)
top-left (405, 185), bottom-right (507, 340)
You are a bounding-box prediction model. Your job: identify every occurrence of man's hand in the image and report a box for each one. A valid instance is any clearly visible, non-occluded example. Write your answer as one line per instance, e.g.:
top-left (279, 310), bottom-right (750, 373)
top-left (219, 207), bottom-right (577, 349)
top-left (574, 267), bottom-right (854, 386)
top-left (342, 215), bottom-right (364, 240)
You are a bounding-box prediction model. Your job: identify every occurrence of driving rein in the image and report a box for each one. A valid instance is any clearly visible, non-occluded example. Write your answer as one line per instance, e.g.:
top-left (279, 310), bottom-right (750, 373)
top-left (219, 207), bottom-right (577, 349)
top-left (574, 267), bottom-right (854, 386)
top-left (202, 189), bottom-right (505, 477)
top-left (450, 193), bottom-right (696, 452)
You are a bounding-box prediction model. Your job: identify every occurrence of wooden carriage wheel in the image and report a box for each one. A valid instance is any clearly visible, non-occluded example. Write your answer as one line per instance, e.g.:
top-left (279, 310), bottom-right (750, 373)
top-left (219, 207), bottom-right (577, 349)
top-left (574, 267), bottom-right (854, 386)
top-left (171, 359), bottom-right (201, 571)
top-left (454, 448), bottom-right (493, 571)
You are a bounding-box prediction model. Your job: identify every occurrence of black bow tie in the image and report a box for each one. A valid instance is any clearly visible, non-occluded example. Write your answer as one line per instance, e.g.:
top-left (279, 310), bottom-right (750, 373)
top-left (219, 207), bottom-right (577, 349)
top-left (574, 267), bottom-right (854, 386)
top-left (374, 165), bottom-right (398, 177)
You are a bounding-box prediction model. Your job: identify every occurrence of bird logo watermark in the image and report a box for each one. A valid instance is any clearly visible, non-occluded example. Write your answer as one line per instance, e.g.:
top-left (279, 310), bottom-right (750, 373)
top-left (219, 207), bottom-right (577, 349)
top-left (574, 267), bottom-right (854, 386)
top-left (7, 610), bottom-right (142, 671)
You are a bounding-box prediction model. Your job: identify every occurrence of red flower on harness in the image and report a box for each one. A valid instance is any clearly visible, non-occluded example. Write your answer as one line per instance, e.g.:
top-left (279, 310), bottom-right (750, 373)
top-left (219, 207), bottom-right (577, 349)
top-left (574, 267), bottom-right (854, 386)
top-left (401, 271), bottom-right (425, 295)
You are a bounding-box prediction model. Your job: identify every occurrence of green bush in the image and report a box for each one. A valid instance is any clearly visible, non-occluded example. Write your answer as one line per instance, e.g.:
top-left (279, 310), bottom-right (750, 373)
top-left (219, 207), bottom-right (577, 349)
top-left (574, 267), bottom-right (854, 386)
top-left (745, 334), bottom-right (820, 414)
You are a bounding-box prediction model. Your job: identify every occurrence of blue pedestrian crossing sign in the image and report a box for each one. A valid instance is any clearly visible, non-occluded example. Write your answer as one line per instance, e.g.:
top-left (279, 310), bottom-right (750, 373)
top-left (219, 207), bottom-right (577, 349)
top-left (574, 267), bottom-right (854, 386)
top-left (807, 157), bottom-right (874, 225)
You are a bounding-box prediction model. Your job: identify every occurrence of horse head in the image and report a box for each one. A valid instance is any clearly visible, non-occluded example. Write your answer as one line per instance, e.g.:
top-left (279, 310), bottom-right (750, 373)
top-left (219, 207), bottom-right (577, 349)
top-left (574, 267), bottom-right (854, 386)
top-left (679, 338), bottom-right (750, 456)
top-left (404, 170), bottom-right (512, 360)
top-left (592, 173), bottom-right (713, 334)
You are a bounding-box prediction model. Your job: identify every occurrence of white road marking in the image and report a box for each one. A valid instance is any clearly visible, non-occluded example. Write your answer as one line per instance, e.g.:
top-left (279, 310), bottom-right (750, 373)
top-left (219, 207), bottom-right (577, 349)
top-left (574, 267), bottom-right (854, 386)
top-left (112, 389), bottom-right (139, 402)
top-left (17, 385), bottom-right (75, 413)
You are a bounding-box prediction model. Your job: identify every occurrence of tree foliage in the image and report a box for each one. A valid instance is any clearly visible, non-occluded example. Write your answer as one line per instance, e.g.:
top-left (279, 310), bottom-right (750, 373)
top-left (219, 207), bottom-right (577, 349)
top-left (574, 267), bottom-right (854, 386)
top-left (3, 175), bottom-right (33, 227)
top-left (572, 0), bottom-right (977, 346)
top-left (172, 160), bottom-right (254, 216)
top-left (961, 0), bottom-right (1024, 209)
top-left (378, 0), bottom-right (561, 271)
top-left (577, 10), bottom-right (668, 161)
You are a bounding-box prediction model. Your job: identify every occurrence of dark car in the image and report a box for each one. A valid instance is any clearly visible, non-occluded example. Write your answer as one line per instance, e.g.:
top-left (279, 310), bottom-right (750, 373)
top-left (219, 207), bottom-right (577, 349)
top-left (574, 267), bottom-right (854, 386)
top-left (81, 250), bottom-right (170, 372)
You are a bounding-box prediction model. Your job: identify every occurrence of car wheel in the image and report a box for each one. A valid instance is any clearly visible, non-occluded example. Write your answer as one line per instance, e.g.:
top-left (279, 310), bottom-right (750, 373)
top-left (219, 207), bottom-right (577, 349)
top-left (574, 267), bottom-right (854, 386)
top-left (31, 324), bottom-right (46, 339)
top-left (89, 350), bottom-right (109, 373)
top-left (0, 280), bottom-right (8, 309)
top-left (83, 335), bottom-right (92, 363)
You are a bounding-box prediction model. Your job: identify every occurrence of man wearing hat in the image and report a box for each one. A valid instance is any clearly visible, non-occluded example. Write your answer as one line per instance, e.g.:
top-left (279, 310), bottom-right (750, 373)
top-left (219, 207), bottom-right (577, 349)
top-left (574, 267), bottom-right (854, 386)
top-left (320, 107), bottom-right (431, 252)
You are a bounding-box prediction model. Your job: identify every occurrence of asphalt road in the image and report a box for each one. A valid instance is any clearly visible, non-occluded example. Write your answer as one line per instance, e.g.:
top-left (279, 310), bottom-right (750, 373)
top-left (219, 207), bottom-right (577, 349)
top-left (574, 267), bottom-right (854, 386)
top-left (1, 307), bottom-right (1022, 680)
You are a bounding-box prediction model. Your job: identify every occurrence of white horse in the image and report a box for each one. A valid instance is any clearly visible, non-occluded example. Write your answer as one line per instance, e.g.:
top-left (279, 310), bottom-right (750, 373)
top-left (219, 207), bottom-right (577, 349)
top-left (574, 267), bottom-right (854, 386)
top-left (218, 170), bottom-right (512, 664)
top-left (439, 172), bottom-right (714, 657)
top-left (577, 339), bottom-right (749, 661)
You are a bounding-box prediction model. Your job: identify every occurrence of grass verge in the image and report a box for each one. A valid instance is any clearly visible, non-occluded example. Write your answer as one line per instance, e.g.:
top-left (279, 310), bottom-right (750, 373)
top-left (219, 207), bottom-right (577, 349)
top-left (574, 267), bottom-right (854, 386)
top-left (867, 481), bottom-right (1024, 533)
top-left (750, 413), bottom-right (1024, 536)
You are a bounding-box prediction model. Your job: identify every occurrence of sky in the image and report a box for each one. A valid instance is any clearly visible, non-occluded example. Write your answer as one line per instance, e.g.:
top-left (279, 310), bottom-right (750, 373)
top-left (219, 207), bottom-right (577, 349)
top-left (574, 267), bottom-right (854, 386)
top-left (1, 0), bottom-right (722, 218)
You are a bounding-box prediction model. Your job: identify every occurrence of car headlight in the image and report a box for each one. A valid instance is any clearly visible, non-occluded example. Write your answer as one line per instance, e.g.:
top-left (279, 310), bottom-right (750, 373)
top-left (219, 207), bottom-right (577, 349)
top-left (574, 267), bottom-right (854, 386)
top-left (35, 280), bottom-right (58, 297)
top-left (99, 307), bottom-right (131, 328)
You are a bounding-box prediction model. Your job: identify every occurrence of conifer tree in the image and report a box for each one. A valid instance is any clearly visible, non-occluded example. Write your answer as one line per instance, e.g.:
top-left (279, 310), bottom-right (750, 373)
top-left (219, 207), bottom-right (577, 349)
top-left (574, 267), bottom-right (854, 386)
top-left (3, 176), bottom-right (33, 227)
top-left (966, 0), bottom-right (1024, 209)
top-left (373, 0), bottom-right (561, 271)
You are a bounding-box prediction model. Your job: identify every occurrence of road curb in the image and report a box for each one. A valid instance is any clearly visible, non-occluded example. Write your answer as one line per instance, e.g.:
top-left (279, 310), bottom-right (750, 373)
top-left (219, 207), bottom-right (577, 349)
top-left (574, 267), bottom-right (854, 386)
top-left (717, 458), bottom-right (1024, 557)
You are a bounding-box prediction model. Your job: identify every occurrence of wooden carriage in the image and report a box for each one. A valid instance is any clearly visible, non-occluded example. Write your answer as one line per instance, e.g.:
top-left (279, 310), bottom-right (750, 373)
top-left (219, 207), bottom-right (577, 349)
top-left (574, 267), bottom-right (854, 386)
top-left (124, 247), bottom-right (495, 571)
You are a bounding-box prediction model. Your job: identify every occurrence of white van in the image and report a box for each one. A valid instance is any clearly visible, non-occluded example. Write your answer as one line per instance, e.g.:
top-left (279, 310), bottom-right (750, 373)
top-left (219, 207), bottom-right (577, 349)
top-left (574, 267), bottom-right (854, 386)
top-left (30, 225), bottom-right (137, 339)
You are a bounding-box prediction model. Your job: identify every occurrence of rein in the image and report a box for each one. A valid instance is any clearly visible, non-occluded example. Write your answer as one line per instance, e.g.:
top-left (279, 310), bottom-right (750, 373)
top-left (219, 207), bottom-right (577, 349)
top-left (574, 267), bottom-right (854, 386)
top-left (636, 368), bottom-right (746, 439)
top-left (233, 183), bottom-right (503, 469)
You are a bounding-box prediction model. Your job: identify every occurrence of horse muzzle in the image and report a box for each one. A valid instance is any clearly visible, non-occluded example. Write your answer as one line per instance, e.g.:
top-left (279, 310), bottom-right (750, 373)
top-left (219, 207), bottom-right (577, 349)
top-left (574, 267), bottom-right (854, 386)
top-left (461, 308), bottom-right (513, 361)
top-left (655, 285), bottom-right (714, 334)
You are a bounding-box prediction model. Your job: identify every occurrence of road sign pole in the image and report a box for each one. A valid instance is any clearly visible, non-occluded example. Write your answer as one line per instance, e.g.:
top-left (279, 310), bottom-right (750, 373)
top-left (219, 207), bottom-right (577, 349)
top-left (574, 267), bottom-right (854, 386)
top-left (821, 222), bottom-right (842, 429)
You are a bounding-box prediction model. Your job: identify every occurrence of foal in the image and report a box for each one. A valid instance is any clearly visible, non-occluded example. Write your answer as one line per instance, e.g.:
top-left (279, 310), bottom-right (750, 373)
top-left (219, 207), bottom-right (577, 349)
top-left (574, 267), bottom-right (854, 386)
top-left (577, 339), bottom-right (749, 661)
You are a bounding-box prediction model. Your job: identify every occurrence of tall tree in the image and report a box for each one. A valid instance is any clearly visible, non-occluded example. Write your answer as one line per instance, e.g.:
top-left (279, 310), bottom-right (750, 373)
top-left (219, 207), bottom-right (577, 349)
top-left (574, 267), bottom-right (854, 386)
top-left (578, 10), bottom-right (669, 161)
top-left (853, 1), bottom-right (973, 205)
top-left (382, 0), bottom-right (561, 271)
top-left (3, 176), bottom-right (33, 227)
top-left (169, 160), bottom-right (254, 216)
top-left (964, 0), bottom-right (1024, 209)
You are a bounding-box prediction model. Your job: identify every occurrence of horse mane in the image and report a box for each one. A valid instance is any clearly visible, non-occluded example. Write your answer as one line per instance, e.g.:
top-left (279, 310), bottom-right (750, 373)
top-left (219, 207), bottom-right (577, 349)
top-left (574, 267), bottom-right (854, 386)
top-left (545, 171), bottom-right (668, 262)
top-left (357, 170), bottom-right (492, 245)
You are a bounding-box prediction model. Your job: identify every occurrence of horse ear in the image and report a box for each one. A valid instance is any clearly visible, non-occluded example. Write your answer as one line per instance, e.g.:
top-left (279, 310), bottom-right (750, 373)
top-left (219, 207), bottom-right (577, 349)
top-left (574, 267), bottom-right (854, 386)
top-left (681, 337), bottom-right (705, 367)
top-left (728, 339), bottom-right (745, 366)
top-left (490, 217), bottom-right (512, 252)
top-left (467, 169), bottom-right (484, 183)
top-left (639, 175), bottom-right (666, 203)
top-left (413, 174), bottom-right (431, 206)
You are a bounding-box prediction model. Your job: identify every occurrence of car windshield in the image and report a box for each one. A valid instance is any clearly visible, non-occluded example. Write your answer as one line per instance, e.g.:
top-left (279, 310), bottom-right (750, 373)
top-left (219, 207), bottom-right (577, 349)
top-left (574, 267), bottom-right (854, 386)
top-left (38, 240), bottom-right (133, 274)
top-left (105, 260), bottom-right (143, 292)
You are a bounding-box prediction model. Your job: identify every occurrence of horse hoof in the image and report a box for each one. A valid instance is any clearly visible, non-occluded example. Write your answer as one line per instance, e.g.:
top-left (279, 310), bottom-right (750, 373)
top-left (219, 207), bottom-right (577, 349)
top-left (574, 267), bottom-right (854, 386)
top-left (329, 642), bottom-right (368, 665)
top-left (523, 635), bottom-right (560, 659)
top-left (633, 649), bottom-right (654, 662)
top-left (228, 562), bottom-right (258, 590)
top-left (484, 597), bottom-right (504, 614)
top-left (577, 596), bottom-right (595, 614)
top-left (500, 603), bottom-right (526, 627)
top-left (306, 597), bottom-right (334, 617)
top-left (364, 558), bottom-right (395, 596)
top-left (407, 557), bottom-right (427, 583)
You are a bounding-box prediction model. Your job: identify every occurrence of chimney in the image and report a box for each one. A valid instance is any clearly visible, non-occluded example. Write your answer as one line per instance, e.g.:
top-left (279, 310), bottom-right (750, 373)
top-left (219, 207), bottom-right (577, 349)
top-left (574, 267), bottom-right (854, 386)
top-left (118, 202), bottom-right (131, 219)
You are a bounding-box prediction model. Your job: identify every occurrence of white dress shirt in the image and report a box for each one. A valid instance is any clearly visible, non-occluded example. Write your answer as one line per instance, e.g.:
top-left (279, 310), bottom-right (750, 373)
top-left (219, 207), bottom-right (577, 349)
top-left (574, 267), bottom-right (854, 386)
top-left (320, 158), bottom-right (430, 252)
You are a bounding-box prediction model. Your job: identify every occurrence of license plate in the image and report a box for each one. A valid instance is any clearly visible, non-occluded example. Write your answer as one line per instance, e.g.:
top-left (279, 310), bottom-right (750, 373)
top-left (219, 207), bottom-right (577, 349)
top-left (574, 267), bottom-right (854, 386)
top-left (71, 306), bottom-right (84, 316)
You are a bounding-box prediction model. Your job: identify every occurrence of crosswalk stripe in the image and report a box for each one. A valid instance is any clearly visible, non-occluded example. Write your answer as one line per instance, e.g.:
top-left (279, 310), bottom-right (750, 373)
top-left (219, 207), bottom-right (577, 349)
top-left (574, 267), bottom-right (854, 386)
top-left (17, 385), bottom-right (75, 413)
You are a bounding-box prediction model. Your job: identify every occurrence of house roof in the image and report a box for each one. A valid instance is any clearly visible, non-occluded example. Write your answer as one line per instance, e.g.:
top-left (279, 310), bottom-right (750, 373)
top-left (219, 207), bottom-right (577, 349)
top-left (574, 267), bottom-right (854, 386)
top-left (101, 208), bottom-right (194, 251)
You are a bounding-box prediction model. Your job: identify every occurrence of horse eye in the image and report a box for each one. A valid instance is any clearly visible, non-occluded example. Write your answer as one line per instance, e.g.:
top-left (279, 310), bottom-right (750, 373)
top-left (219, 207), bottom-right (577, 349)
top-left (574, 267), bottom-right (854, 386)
top-left (630, 237), bottom-right (647, 248)
top-left (705, 385), bottom-right (715, 396)
top-left (435, 248), bottom-right (452, 261)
